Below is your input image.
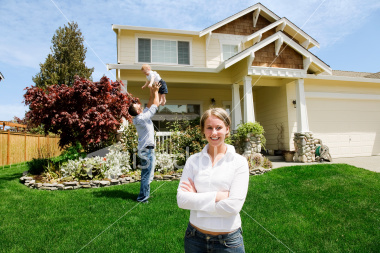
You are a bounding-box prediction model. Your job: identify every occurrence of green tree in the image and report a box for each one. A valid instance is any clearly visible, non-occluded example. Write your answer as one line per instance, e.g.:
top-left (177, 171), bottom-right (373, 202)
top-left (33, 21), bottom-right (94, 88)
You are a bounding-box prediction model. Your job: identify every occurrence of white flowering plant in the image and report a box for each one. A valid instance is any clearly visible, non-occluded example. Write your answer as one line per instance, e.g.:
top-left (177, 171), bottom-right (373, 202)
top-left (60, 143), bottom-right (131, 180)
top-left (155, 152), bottom-right (177, 174)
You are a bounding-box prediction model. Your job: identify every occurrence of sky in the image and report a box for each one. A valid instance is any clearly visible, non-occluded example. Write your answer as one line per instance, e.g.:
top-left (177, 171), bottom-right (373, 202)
top-left (0, 0), bottom-right (379, 121)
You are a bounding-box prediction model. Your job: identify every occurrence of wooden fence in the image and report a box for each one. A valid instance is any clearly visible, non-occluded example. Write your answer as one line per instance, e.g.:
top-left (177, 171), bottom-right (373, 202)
top-left (0, 130), bottom-right (62, 166)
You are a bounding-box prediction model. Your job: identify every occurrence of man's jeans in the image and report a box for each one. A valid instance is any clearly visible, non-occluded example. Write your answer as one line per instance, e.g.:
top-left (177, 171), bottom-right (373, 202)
top-left (136, 147), bottom-right (155, 202)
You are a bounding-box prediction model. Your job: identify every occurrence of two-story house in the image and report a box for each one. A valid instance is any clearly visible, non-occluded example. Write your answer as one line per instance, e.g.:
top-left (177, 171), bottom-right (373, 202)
top-left (107, 3), bottom-right (380, 159)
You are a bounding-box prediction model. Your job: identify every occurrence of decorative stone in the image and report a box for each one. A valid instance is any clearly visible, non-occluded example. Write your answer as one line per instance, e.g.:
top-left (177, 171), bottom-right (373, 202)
top-left (64, 186), bottom-right (73, 190)
top-left (63, 182), bottom-right (78, 186)
top-left (80, 182), bottom-right (90, 185)
top-left (57, 184), bottom-right (64, 190)
top-left (154, 175), bottom-right (163, 180)
top-left (35, 183), bottom-right (42, 188)
top-left (81, 185), bottom-right (92, 188)
top-left (100, 181), bottom-right (110, 186)
top-left (110, 179), bottom-right (119, 185)
top-left (50, 187), bottom-right (58, 191)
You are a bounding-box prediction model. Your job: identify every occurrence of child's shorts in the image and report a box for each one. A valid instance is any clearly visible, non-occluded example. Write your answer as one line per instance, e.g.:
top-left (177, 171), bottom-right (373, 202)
top-left (158, 79), bottom-right (168, 94)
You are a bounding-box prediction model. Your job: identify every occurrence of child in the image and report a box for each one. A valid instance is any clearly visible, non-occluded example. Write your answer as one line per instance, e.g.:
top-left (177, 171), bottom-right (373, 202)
top-left (141, 64), bottom-right (168, 106)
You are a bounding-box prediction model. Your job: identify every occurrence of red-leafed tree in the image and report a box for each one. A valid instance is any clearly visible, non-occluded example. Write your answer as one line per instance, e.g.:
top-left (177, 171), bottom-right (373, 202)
top-left (24, 76), bottom-right (138, 152)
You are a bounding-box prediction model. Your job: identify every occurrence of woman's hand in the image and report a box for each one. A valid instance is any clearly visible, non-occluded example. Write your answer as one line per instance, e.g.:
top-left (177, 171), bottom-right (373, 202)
top-left (180, 178), bottom-right (197, 193)
top-left (215, 191), bottom-right (229, 202)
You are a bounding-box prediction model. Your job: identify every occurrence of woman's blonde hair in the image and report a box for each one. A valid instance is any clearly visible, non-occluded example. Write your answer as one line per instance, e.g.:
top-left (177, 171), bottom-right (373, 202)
top-left (200, 108), bottom-right (231, 137)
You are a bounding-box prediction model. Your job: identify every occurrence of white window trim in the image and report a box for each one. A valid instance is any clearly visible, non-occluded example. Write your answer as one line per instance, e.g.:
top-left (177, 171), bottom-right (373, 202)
top-left (219, 40), bottom-right (241, 62)
top-left (135, 34), bottom-right (193, 66)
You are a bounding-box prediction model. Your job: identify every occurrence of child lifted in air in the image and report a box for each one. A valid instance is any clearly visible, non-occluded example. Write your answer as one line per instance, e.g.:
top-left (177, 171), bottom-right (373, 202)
top-left (141, 64), bottom-right (168, 106)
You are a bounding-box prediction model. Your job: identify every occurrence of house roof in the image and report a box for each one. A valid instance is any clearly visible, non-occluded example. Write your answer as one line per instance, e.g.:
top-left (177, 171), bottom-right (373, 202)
top-left (320, 70), bottom-right (375, 78)
top-left (223, 31), bottom-right (331, 74)
top-left (199, 3), bottom-right (319, 49)
top-left (199, 3), bottom-right (280, 36)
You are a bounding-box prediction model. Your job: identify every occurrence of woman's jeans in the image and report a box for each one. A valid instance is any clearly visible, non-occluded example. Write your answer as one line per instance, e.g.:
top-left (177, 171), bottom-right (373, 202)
top-left (184, 223), bottom-right (245, 253)
top-left (136, 147), bottom-right (155, 202)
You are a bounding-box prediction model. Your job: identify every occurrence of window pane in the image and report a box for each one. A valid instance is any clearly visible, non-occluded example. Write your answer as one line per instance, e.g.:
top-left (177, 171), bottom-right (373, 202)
top-left (178, 41), bottom-right (190, 65)
top-left (138, 38), bottom-right (151, 62)
top-left (187, 104), bottom-right (200, 115)
top-left (152, 40), bottom-right (177, 64)
top-left (158, 104), bottom-right (187, 114)
top-left (222, 44), bottom-right (238, 61)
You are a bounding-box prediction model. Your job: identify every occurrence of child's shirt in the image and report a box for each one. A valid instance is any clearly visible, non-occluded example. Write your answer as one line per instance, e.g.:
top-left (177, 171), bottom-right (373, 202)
top-left (146, 70), bottom-right (161, 83)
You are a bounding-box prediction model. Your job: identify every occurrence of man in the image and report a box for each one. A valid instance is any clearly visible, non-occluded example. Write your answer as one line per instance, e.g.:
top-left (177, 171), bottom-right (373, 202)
top-left (128, 83), bottom-right (161, 203)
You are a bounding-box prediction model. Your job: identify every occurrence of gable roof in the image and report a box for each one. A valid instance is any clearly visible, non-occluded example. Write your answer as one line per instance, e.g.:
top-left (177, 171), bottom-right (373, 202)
top-left (199, 3), bottom-right (319, 49)
top-left (200, 3), bottom-right (279, 36)
top-left (223, 31), bottom-right (331, 74)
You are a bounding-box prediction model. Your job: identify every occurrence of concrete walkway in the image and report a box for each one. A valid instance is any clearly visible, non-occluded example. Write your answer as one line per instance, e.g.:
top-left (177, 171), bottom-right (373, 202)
top-left (268, 155), bottom-right (380, 173)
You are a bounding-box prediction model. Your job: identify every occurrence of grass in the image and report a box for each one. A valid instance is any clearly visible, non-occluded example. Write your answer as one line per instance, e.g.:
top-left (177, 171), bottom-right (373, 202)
top-left (0, 163), bottom-right (379, 252)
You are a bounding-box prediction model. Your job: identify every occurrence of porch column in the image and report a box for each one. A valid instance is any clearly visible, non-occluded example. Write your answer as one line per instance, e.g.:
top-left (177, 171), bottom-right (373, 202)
top-left (231, 83), bottom-right (242, 130)
top-left (243, 76), bottom-right (255, 123)
top-left (295, 78), bottom-right (309, 132)
top-left (120, 80), bottom-right (128, 94)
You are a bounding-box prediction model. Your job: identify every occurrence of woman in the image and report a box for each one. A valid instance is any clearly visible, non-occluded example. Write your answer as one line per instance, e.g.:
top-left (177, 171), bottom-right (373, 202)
top-left (177, 108), bottom-right (249, 252)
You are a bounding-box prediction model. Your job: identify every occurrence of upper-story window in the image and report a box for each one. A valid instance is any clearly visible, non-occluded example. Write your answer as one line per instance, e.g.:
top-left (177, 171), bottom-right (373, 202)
top-left (222, 44), bottom-right (239, 61)
top-left (138, 38), bottom-right (190, 65)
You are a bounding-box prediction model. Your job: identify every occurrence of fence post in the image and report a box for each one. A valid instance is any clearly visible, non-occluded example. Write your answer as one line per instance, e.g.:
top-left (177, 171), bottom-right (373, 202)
top-left (7, 130), bottom-right (10, 165)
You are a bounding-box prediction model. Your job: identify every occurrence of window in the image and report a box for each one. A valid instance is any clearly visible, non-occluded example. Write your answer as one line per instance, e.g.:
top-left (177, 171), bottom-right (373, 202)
top-left (222, 44), bottom-right (239, 61)
top-left (138, 38), bottom-right (190, 65)
top-left (149, 103), bottom-right (201, 131)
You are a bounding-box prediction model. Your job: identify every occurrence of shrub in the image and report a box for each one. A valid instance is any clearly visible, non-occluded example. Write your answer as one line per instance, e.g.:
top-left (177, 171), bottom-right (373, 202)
top-left (155, 152), bottom-right (177, 174)
top-left (236, 122), bottom-right (266, 149)
top-left (262, 157), bottom-right (273, 169)
top-left (168, 124), bottom-right (207, 166)
top-left (60, 143), bottom-right (131, 180)
top-left (24, 76), bottom-right (137, 153)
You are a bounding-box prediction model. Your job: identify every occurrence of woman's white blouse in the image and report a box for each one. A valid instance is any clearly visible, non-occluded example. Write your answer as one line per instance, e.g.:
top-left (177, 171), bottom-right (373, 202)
top-left (177, 144), bottom-right (249, 232)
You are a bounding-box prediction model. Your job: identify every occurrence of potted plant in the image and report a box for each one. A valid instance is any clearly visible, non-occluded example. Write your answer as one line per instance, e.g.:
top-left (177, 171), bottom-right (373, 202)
top-left (283, 151), bottom-right (295, 162)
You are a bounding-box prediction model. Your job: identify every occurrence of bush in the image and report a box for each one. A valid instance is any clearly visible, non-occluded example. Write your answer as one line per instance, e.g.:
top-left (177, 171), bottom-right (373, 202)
top-left (168, 124), bottom-right (207, 166)
top-left (155, 152), bottom-right (177, 174)
top-left (236, 122), bottom-right (266, 149)
top-left (60, 143), bottom-right (131, 180)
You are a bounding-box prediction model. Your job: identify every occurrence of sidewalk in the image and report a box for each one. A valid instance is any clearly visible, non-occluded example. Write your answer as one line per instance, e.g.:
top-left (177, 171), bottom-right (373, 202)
top-left (267, 155), bottom-right (380, 173)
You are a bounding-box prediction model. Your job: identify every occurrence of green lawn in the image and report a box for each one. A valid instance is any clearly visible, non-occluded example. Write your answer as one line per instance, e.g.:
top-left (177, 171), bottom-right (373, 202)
top-left (0, 163), bottom-right (379, 252)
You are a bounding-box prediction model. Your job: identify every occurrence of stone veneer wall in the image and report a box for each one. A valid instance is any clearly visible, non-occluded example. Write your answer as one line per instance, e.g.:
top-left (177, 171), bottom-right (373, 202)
top-left (294, 132), bottom-right (316, 163)
top-left (234, 133), bottom-right (262, 156)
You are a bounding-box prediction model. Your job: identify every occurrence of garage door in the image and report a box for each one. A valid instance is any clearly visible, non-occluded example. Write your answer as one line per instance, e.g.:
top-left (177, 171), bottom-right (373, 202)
top-left (307, 98), bottom-right (380, 158)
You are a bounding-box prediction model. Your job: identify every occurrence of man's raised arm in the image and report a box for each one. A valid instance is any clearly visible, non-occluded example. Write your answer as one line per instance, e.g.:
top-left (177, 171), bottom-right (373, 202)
top-left (147, 83), bottom-right (161, 108)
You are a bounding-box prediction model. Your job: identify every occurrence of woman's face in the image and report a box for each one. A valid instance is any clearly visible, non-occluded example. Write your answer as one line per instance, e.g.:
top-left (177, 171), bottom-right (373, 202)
top-left (203, 115), bottom-right (229, 148)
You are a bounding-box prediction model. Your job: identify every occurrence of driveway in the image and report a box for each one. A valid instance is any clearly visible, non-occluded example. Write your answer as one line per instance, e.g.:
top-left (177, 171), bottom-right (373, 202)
top-left (268, 155), bottom-right (380, 173)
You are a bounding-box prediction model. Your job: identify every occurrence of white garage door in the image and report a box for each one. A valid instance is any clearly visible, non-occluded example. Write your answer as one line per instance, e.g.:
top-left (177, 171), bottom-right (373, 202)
top-left (307, 98), bottom-right (380, 158)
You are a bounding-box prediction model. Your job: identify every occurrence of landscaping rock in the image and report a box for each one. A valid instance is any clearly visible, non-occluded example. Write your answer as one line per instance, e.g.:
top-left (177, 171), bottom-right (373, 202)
top-left (64, 186), bottom-right (73, 190)
top-left (64, 182), bottom-right (78, 186)
top-left (110, 179), bottom-right (119, 185)
top-left (100, 181), bottom-right (110, 186)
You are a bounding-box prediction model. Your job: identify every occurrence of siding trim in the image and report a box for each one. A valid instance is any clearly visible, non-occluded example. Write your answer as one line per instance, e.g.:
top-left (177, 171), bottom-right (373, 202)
top-left (306, 92), bottom-right (380, 101)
